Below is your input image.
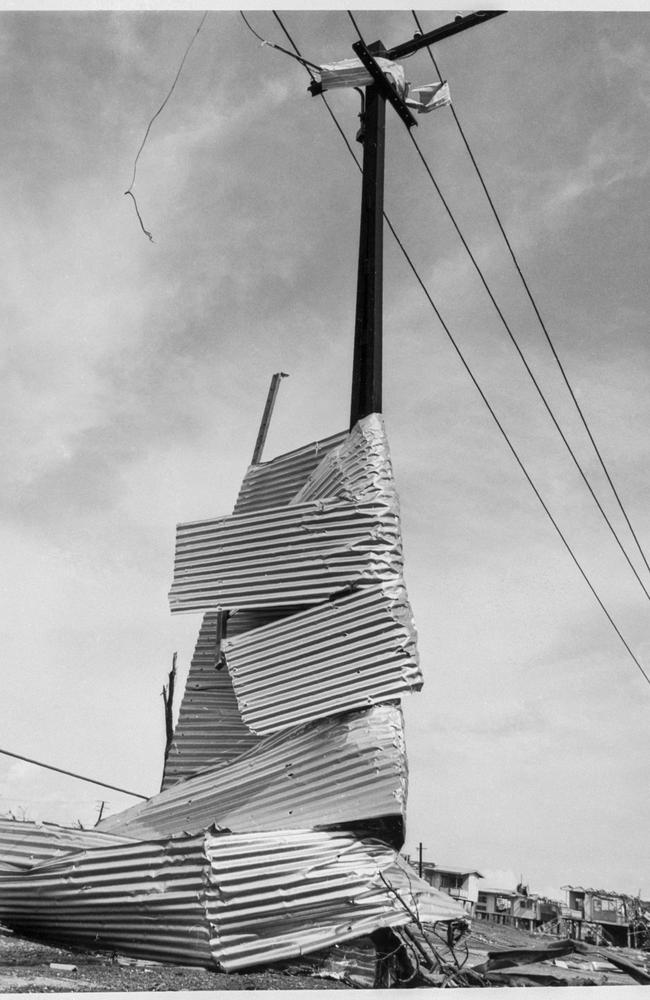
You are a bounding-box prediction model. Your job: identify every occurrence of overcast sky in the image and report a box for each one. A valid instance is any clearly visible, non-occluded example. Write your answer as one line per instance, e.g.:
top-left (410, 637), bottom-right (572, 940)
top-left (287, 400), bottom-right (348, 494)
top-left (1, 5), bottom-right (649, 903)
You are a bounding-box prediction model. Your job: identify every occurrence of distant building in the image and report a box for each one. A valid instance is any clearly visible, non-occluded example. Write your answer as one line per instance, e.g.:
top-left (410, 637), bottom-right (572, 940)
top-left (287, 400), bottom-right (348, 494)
top-left (421, 864), bottom-right (483, 915)
top-left (403, 860), bottom-right (483, 915)
top-left (476, 888), bottom-right (562, 931)
top-left (562, 886), bottom-right (632, 946)
top-left (476, 888), bottom-right (517, 924)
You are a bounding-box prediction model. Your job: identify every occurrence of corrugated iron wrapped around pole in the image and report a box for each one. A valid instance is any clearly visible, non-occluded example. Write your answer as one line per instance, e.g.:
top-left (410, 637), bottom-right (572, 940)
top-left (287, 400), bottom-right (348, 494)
top-left (0, 10), bottom-right (509, 975)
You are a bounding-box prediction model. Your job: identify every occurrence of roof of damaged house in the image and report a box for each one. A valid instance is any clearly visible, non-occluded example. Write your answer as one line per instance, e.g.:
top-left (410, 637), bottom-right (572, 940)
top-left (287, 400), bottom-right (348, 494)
top-left (421, 862), bottom-right (484, 877)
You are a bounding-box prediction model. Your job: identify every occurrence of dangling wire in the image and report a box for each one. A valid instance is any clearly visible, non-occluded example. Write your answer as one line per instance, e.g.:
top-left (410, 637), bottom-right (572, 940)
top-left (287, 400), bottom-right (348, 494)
top-left (124, 11), bottom-right (209, 242)
top-left (240, 12), bottom-right (321, 72)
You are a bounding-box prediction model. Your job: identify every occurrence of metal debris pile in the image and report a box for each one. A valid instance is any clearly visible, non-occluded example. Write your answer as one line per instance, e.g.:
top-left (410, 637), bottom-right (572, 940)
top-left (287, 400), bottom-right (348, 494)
top-left (0, 413), bottom-right (467, 983)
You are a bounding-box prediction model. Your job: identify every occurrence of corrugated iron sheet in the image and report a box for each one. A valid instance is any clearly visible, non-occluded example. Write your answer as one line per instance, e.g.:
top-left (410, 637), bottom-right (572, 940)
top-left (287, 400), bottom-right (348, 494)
top-left (0, 829), bottom-right (465, 971)
top-left (233, 430), bottom-right (347, 514)
top-left (202, 829), bottom-right (465, 971)
top-left (98, 704), bottom-right (406, 841)
top-left (276, 936), bottom-right (379, 987)
top-left (292, 412), bottom-right (399, 505)
top-left (224, 583), bottom-right (421, 733)
top-left (161, 612), bottom-right (261, 789)
top-left (168, 498), bottom-right (402, 613)
top-left (0, 833), bottom-right (213, 966)
top-left (0, 818), bottom-right (135, 871)
top-left (164, 430), bottom-right (348, 785)
top-left (1, 412), bottom-right (438, 973)
top-left (168, 415), bottom-right (404, 615)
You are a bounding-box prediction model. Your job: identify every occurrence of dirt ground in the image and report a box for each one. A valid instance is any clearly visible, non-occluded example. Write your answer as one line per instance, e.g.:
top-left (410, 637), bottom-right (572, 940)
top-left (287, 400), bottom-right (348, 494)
top-left (0, 929), bottom-right (348, 992)
top-left (0, 922), bottom-right (646, 991)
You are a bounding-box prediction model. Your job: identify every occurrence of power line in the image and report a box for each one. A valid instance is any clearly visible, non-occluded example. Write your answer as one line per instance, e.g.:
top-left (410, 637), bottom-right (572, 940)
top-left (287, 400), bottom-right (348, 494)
top-left (346, 11), bottom-right (650, 607)
top-left (411, 10), bottom-right (650, 584)
top-left (0, 748), bottom-right (149, 800)
top-left (411, 11), bottom-right (650, 584)
top-left (267, 11), bottom-right (650, 690)
top-left (406, 127), bottom-right (650, 605)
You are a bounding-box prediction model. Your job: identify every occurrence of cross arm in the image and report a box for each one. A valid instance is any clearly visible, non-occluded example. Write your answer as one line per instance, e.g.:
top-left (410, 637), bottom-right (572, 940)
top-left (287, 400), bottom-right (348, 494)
top-left (351, 39), bottom-right (417, 130)
top-left (386, 10), bottom-right (506, 62)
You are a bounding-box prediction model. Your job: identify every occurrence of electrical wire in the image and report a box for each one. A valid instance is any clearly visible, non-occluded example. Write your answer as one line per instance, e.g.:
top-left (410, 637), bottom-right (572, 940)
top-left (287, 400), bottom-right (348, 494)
top-left (264, 12), bottom-right (650, 689)
top-left (240, 12), bottom-right (321, 71)
top-left (0, 748), bottom-right (149, 800)
top-left (347, 10), bottom-right (650, 607)
top-left (406, 128), bottom-right (650, 604)
top-left (411, 10), bottom-right (650, 583)
top-left (124, 11), bottom-right (209, 242)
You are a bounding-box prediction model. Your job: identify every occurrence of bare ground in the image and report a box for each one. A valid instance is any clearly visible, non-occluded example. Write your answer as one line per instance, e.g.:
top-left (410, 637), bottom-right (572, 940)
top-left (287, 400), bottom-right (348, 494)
top-left (0, 929), bottom-right (348, 992)
top-left (0, 922), bottom-right (646, 991)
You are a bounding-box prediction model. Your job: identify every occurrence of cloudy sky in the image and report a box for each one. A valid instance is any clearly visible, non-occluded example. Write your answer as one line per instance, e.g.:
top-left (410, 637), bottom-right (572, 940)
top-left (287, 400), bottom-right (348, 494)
top-left (1, 5), bottom-right (649, 902)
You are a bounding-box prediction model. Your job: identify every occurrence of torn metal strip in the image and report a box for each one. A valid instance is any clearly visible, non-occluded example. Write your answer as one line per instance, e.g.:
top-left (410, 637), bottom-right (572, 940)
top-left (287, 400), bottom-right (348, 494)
top-left (98, 704), bottom-right (407, 841)
top-left (224, 583), bottom-right (421, 734)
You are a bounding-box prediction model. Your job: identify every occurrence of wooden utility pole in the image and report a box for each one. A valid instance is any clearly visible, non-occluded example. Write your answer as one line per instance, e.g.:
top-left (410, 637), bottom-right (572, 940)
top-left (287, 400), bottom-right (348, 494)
top-left (346, 12), bottom-right (505, 430)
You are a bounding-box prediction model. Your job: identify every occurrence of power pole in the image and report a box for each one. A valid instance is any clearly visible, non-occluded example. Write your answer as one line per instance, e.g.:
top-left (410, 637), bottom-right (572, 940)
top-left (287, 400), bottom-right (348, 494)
top-left (344, 12), bottom-right (505, 429)
top-left (418, 841), bottom-right (424, 878)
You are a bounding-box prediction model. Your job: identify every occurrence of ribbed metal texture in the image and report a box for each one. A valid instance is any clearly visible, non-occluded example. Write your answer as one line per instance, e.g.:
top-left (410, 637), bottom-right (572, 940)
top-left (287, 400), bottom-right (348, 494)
top-left (0, 818), bottom-right (135, 871)
top-left (0, 829), bottom-right (465, 971)
top-left (0, 415), bottom-right (437, 971)
top-left (163, 430), bottom-right (347, 786)
top-left (161, 612), bottom-right (261, 789)
top-left (202, 829), bottom-right (466, 970)
top-left (292, 413), bottom-right (398, 505)
top-left (276, 936), bottom-right (379, 988)
top-left (224, 583), bottom-right (422, 734)
top-left (233, 430), bottom-right (347, 514)
top-left (168, 416), bottom-right (404, 615)
top-left (168, 500), bottom-right (401, 613)
top-left (0, 834), bottom-right (213, 966)
top-left (98, 704), bottom-right (406, 841)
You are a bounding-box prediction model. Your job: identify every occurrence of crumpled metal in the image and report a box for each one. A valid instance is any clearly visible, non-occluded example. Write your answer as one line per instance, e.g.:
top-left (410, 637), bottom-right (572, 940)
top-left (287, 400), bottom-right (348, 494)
top-left (0, 828), bottom-right (467, 971)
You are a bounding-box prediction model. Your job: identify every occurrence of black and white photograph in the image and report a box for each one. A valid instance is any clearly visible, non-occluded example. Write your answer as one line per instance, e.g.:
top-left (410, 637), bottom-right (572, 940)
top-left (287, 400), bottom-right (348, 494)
top-left (0, 3), bottom-right (648, 991)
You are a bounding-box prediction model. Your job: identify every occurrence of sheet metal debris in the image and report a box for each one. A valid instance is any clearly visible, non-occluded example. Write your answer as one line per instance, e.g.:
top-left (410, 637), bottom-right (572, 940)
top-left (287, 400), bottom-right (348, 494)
top-left (234, 430), bottom-right (347, 514)
top-left (168, 416), bottom-right (406, 613)
top-left (0, 828), bottom-right (465, 971)
top-left (99, 704), bottom-right (407, 840)
top-left (161, 611), bottom-right (260, 789)
top-left (224, 583), bottom-right (421, 734)
top-left (0, 818), bottom-right (134, 871)
top-left (0, 411), bottom-right (441, 979)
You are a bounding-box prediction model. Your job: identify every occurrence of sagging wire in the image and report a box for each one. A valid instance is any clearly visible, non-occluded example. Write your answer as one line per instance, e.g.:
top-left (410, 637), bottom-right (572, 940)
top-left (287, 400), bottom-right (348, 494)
top-left (124, 11), bottom-right (208, 242)
top-left (0, 747), bottom-right (148, 800)
top-left (405, 123), bottom-right (650, 606)
top-left (412, 9), bottom-right (650, 585)
top-left (350, 11), bottom-right (650, 606)
top-left (269, 11), bottom-right (650, 691)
